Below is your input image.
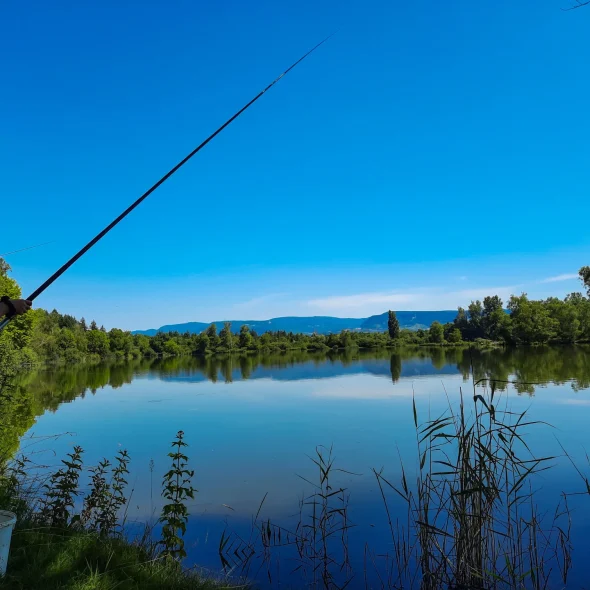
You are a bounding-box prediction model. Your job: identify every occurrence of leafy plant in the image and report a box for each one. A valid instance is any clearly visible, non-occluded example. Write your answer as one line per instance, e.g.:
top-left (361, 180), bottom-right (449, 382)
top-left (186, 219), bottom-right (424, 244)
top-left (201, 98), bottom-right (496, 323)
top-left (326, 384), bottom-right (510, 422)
top-left (39, 445), bottom-right (84, 527)
top-left (0, 454), bottom-right (30, 517)
top-left (1, 454), bottom-right (29, 496)
top-left (96, 449), bottom-right (130, 536)
top-left (158, 430), bottom-right (196, 560)
top-left (80, 457), bottom-right (111, 530)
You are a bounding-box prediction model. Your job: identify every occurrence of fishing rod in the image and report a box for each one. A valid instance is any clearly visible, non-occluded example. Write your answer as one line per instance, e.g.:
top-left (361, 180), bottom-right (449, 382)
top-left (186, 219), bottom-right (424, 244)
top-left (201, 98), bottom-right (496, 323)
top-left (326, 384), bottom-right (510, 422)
top-left (0, 34), bottom-right (333, 333)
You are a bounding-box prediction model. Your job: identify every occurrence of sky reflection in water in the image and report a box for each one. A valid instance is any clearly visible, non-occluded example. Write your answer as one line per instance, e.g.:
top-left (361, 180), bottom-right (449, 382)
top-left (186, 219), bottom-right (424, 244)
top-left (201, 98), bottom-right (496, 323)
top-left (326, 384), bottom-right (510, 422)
top-left (17, 347), bottom-right (590, 587)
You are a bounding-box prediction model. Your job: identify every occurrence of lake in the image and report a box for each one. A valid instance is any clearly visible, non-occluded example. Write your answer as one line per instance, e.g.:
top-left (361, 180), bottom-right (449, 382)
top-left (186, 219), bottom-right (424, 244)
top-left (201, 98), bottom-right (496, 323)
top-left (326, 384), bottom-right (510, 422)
top-left (8, 346), bottom-right (590, 588)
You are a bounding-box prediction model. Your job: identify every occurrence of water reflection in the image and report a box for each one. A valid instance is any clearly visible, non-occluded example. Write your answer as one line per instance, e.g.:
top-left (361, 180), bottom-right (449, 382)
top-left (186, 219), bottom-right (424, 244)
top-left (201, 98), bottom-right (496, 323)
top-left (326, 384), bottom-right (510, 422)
top-left (4, 345), bottom-right (590, 462)
top-left (153, 346), bottom-right (590, 392)
top-left (3, 345), bottom-right (590, 587)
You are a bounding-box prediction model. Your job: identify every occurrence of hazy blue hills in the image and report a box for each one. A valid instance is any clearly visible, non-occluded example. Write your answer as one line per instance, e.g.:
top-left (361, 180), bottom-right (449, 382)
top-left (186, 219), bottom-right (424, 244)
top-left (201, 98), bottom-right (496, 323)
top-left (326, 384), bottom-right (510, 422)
top-left (132, 310), bottom-right (459, 336)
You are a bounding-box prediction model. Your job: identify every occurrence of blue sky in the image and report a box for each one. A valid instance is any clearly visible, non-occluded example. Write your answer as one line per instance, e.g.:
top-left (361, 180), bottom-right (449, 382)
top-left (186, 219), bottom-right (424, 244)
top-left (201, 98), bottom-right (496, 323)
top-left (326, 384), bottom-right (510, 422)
top-left (2, 0), bottom-right (589, 330)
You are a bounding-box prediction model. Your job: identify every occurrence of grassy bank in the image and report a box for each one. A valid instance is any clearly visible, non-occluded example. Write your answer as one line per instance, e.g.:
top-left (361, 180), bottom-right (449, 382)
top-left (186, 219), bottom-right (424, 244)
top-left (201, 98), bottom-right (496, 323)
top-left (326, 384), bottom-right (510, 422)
top-left (1, 525), bottom-right (227, 590)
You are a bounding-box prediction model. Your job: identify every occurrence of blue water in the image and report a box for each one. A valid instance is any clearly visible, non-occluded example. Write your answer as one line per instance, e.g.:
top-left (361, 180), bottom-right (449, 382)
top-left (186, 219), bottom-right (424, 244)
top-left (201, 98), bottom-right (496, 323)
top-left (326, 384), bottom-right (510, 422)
top-left (16, 348), bottom-right (590, 588)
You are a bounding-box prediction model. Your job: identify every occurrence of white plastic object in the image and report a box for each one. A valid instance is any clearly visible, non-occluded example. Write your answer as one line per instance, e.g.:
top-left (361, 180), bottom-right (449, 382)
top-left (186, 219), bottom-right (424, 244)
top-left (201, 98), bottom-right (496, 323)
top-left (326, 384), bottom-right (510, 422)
top-left (0, 510), bottom-right (17, 576)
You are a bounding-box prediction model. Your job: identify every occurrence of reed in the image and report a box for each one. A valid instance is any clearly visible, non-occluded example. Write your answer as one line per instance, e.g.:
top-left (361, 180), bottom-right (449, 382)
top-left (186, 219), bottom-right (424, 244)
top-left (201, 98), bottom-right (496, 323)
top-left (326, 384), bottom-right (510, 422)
top-left (220, 382), bottom-right (573, 589)
top-left (370, 381), bottom-right (572, 589)
top-left (219, 445), bottom-right (355, 589)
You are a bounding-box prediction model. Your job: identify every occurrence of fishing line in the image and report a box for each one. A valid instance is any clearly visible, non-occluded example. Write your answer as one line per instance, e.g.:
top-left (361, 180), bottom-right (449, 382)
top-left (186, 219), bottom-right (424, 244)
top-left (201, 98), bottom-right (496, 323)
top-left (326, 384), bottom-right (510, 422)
top-left (0, 34), bottom-right (334, 332)
top-left (0, 241), bottom-right (56, 257)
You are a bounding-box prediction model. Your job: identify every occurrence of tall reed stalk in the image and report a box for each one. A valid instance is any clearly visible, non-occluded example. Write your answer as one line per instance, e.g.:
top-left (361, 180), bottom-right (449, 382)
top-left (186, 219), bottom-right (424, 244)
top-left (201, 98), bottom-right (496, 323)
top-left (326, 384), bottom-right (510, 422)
top-left (220, 445), bottom-right (354, 589)
top-left (372, 382), bottom-right (572, 589)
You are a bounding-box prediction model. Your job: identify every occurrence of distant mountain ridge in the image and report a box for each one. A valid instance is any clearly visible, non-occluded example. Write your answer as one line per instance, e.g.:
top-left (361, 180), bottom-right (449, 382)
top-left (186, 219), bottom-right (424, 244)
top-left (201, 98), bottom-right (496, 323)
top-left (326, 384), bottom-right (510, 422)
top-left (361, 310), bottom-right (460, 331)
top-left (132, 310), bottom-right (459, 336)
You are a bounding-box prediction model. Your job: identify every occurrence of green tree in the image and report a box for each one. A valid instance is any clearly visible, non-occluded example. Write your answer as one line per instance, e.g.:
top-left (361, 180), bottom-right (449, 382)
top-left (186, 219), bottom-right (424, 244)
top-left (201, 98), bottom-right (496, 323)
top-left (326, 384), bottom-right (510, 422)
top-left (164, 339), bottom-right (180, 356)
top-left (429, 321), bottom-right (445, 344)
top-left (80, 317), bottom-right (88, 331)
top-left (489, 309), bottom-right (511, 341)
top-left (108, 328), bottom-right (133, 357)
top-left (87, 329), bottom-right (110, 357)
top-left (447, 328), bottom-right (463, 344)
top-left (508, 294), bottom-right (557, 344)
top-left (197, 334), bottom-right (210, 354)
top-left (90, 320), bottom-right (98, 331)
top-left (238, 325), bottom-right (253, 349)
top-left (566, 293), bottom-right (590, 341)
top-left (58, 314), bottom-right (78, 330)
top-left (149, 333), bottom-right (165, 354)
top-left (133, 334), bottom-right (151, 355)
top-left (340, 330), bottom-right (354, 348)
top-left (0, 257), bottom-right (34, 357)
top-left (545, 297), bottom-right (580, 343)
top-left (219, 322), bottom-right (233, 350)
top-left (479, 296), bottom-right (512, 342)
top-left (444, 322), bottom-right (462, 343)
top-left (580, 266), bottom-right (590, 296)
top-left (387, 310), bottom-right (400, 340)
top-left (467, 300), bottom-right (484, 339)
top-left (56, 328), bottom-right (82, 363)
top-left (482, 296), bottom-right (504, 339)
top-left (579, 300), bottom-right (590, 341)
top-left (205, 324), bottom-right (219, 349)
top-left (454, 307), bottom-right (469, 337)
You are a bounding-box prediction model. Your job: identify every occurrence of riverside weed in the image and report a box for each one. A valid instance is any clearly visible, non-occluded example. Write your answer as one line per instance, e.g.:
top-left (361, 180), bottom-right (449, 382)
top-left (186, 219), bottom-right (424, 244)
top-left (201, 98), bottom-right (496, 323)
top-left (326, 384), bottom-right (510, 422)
top-left (80, 457), bottom-right (111, 530)
top-left (39, 445), bottom-right (84, 527)
top-left (158, 430), bottom-right (196, 560)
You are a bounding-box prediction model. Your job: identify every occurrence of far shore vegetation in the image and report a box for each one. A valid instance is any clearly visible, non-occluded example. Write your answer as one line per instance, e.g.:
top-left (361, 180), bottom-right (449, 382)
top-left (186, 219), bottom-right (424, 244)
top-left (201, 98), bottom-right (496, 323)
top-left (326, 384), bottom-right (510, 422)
top-left (2, 258), bottom-right (590, 369)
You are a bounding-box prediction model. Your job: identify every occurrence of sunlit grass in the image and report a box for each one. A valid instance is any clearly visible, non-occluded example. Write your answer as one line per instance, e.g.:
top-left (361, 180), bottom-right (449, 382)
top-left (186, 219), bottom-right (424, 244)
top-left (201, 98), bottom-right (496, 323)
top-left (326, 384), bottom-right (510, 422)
top-left (1, 524), bottom-right (236, 590)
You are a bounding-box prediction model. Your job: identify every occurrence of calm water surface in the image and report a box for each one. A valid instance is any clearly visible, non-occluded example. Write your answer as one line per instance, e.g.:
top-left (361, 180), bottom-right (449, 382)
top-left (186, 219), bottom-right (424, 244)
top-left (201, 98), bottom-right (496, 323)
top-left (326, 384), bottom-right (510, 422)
top-left (10, 346), bottom-right (590, 587)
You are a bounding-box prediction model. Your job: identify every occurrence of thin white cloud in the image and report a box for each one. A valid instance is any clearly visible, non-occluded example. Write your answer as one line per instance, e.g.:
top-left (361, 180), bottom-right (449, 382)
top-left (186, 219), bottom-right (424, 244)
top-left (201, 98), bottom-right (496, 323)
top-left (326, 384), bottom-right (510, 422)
top-left (453, 287), bottom-right (517, 301)
top-left (307, 292), bottom-right (418, 311)
top-left (231, 293), bottom-right (286, 313)
top-left (539, 273), bottom-right (579, 284)
top-left (307, 286), bottom-right (518, 315)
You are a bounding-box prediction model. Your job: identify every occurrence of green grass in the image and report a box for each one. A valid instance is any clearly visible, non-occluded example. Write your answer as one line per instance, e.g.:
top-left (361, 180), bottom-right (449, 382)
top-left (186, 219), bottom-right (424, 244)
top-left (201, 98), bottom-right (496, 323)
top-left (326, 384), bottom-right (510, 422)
top-left (0, 522), bottom-right (237, 590)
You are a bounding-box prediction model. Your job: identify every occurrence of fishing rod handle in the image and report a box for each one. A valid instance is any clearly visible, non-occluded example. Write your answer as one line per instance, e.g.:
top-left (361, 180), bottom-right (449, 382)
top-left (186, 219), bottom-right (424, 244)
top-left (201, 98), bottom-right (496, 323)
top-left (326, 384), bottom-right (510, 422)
top-left (0, 301), bottom-right (36, 332)
top-left (0, 291), bottom-right (36, 332)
